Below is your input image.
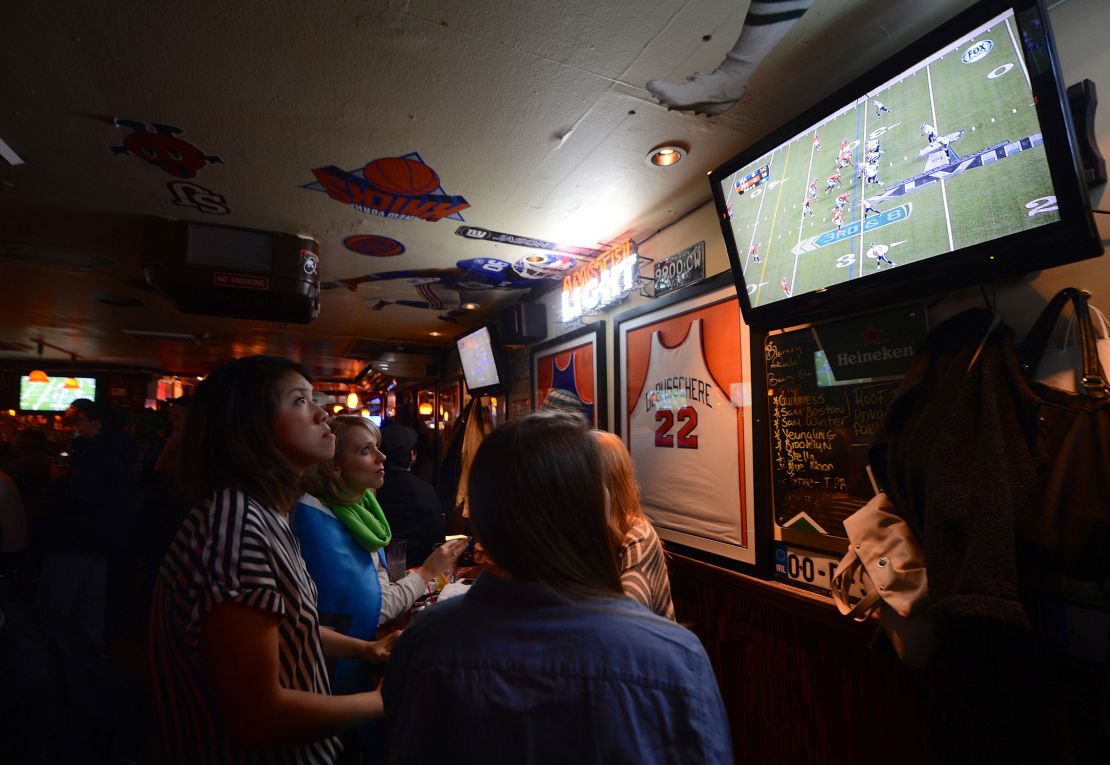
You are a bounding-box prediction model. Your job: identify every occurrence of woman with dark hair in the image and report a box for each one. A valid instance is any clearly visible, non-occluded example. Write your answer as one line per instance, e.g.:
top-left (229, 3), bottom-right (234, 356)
top-left (149, 356), bottom-right (395, 763)
top-left (593, 430), bottom-right (675, 619)
top-left (383, 411), bottom-right (732, 763)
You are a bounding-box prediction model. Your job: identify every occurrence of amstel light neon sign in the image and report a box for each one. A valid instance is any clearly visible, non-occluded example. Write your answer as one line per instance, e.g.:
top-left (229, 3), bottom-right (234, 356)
top-left (560, 240), bottom-right (638, 322)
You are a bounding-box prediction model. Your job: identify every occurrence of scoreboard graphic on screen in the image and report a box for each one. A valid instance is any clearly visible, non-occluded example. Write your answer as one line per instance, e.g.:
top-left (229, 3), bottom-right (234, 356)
top-left (734, 164), bottom-right (770, 196)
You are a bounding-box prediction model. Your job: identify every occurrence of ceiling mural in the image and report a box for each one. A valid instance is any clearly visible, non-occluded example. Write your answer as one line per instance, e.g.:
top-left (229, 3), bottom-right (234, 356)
top-left (0, 0), bottom-right (975, 377)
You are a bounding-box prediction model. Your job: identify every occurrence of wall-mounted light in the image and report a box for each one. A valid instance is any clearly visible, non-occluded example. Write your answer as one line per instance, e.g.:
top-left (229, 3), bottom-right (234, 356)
top-left (332, 404), bottom-right (344, 414)
top-left (63, 377), bottom-right (80, 390)
top-left (346, 389), bottom-right (360, 409)
top-left (418, 402), bottom-right (433, 416)
top-left (28, 370), bottom-right (48, 383)
top-left (645, 143), bottom-right (687, 168)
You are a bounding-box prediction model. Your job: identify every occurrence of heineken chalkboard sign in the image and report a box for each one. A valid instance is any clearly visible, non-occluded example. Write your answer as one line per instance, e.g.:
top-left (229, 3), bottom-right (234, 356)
top-left (764, 306), bottom-right (926, 541)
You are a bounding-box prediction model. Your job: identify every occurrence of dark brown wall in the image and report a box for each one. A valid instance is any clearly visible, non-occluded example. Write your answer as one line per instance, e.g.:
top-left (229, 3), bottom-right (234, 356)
top-left (669, 553), bottom-right (1109, 765)
top-left (669, 554), bottom-right (933, 765)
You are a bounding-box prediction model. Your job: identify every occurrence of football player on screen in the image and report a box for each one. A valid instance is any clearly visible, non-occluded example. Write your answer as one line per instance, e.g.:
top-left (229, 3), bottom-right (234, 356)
top-left (835, 192), bottom-right (850, 211)
top-left (920, 122), bottom-right (938, 143)
top-left (866, 243), bottom-right (896, 268)
top-left (872, 99), bottom-right (890, 118)
top-left (802, 197), bottom-right (814, 218)
top-left (832, 208), bottom-right (845, 232)
top-left (863, 163), bottom-right (880, 186)
top-left (824, 171), bottom-right (842, 194)
top-left (861, 198), bottom-right (881, 219)
top-left (808, 178), bottom-right (818, 198)
top-left (749, 242), bottom-right (762, 263)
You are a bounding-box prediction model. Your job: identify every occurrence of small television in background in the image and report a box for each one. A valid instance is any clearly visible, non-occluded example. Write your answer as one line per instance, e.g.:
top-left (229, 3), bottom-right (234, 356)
top-left (456, 325), bottom-right (507, 397)
top-left (19, 375), bottom-right (97, 412)
top-left (709, 0), bottom-right (1102, 331)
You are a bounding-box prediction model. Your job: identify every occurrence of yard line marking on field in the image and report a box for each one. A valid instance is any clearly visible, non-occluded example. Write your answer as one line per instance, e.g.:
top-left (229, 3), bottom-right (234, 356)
top-left (1005, 16), bottom-right (1031, 91)
top-left (761, 142), bottom-right (793, 304)
top-left (926, 64), bottom-right (955, 252)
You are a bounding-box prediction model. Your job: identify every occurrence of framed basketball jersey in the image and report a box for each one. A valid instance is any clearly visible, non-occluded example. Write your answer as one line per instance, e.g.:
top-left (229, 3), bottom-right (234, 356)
top-left (530, 322), bottom-right (607, 430)
top-left (615, 272), bottom-right (763, 574)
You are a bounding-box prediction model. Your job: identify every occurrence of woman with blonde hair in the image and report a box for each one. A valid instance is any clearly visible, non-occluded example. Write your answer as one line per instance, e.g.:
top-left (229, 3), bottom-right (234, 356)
top-left (593, 430), bottom-right (675, 620)
top-left (294, 415), bottom-right (465, 760)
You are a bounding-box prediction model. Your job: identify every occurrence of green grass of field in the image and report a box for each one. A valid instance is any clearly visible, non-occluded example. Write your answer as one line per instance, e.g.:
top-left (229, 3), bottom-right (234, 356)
top-left (722, 12), bottom-right (1058, 308)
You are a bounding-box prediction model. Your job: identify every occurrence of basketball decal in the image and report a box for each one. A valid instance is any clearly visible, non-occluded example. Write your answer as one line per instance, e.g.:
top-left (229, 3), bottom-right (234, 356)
top-left (343, 235), bottom-right (406, 257)
top-left (363, 158), bottom-right (441, 196)
top-left (302, 151), bottom-right (470, 223)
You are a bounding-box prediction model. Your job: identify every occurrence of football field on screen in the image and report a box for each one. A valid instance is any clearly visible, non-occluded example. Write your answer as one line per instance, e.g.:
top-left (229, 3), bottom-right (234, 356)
top-left (727, 13), bottom-right (1056, 309)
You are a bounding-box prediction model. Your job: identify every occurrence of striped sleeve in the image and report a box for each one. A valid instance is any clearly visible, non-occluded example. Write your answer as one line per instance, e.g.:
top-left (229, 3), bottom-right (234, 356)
top-left (620, 519), bottom-right (676, 620)
top-left (195, 489), bottom-right (286, 630)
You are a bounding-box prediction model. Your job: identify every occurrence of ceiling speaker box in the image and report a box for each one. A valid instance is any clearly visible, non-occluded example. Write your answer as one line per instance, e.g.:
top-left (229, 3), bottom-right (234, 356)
top-left (143, 219), bottom-right (320, 323)
top-left (500, 303), bottom-right (547, 345)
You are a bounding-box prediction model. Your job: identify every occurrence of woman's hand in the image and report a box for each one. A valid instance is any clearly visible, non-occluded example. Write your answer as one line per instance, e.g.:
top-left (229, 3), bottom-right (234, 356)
top-left (416, 538), bottom-right (468, 581)
top-left (364, 630), bottom-right (400, 663)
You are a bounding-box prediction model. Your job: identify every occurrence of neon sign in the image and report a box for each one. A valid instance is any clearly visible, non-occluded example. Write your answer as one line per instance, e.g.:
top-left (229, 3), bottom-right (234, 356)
top-left (560, 240), bottom-right (638, 322)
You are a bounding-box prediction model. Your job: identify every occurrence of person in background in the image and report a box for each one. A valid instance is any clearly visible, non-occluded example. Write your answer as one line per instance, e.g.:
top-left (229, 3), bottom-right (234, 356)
top-left (295, 415), bottom-right (466, 761)
top-left (36, 398), bottom-right (137, 650)
top-left (593, 430), bottom-right (675, 620)
top-left (541, 387), bottom-right (588, 420)
top-left (384, 411), bottom-right (732, 763)
top-left (375, 424), bottom-right (444, 569)
top-left (149, 357), bottom-right (396, 763)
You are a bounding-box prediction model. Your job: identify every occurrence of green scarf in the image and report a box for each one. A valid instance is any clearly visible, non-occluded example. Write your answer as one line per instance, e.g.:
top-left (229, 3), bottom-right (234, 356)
top-left (326, 489), bottom-right (392, 555)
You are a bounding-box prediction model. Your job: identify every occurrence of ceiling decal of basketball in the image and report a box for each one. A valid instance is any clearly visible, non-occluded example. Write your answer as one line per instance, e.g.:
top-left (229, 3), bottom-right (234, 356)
top-left (301, 151), bottom-right (469, 223)
top-left (363, 158), bottom-right (441, 196)
top-left (343, 234), bottom-right (406, 257)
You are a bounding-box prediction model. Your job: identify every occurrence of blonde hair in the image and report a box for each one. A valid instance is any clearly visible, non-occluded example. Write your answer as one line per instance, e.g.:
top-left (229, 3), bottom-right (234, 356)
top-left (304, 415), bottom-right (381, 505)
top-left (592, 430), bottom-right (644, 545)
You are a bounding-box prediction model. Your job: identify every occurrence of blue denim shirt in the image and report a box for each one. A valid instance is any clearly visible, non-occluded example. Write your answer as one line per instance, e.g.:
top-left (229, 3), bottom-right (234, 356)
top-left (383, 572), bottom-right (732, 764)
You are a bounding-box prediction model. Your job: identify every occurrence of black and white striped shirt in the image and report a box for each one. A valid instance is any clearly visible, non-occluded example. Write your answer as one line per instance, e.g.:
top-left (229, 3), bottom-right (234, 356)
top-left (150, 488), bottom-right (341, 764)
top-left (620, 517), bottom-right (676, 620)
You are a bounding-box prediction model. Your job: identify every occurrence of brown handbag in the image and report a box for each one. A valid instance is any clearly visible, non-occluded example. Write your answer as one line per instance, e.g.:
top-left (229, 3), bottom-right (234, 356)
top-left (1018, 287), bottom-right (1110, 582)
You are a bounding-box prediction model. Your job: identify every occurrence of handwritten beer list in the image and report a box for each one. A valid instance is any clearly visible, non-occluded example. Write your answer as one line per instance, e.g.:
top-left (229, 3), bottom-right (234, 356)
top-left (765, 330), bottom-right (900, 540)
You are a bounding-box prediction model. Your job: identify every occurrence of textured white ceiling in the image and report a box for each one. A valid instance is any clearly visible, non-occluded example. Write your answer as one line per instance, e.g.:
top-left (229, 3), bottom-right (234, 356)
top-left (0, 0), bottom-right (972, 376)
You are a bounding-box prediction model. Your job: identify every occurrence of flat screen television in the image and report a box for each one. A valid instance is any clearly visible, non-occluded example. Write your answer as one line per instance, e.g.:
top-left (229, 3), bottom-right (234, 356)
top-left (456, 325), bottom-right (507, 397)
top-left (19, 375), bottom-right (97, 412)
top-left (709, 0), bottom-right (1102, 331)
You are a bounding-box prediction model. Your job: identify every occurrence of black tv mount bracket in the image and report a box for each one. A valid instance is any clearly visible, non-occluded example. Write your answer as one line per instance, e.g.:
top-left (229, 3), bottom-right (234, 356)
top-left (1068, 79), bottom-right (1107, 188)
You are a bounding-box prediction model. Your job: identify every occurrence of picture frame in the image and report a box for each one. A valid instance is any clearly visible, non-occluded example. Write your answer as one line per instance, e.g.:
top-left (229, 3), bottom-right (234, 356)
top-left (614, 271), bottom-right (765, 575)
top-left (530, 321), bottom-right (607, 431)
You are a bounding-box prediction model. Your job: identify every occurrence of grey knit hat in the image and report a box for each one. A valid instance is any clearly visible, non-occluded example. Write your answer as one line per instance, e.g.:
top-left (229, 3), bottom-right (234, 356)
top-left (541, 388), bottom-right (586, 415)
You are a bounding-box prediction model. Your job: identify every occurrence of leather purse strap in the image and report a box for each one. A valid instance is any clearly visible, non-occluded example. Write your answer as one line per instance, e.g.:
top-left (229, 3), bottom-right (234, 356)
top-left (1020, 288), bottom-right (1109, 399)
top-left (830, 552), bottom-right (882, 621)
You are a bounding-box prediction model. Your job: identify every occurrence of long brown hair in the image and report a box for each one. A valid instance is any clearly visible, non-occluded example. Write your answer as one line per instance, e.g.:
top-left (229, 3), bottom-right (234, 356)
top-left (303, 415), bottom-right (381, 506)
top-left (468, 411), bottom-right (621, 597)
top-left (179, 355), bottom-right (314, 515)
top-left (592, 430), bottom-right (644, 546)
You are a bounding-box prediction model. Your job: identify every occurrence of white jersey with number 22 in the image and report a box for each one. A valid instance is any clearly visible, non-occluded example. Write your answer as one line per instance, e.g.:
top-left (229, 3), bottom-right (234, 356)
top-left (629, 319), bottom-right (744, 545)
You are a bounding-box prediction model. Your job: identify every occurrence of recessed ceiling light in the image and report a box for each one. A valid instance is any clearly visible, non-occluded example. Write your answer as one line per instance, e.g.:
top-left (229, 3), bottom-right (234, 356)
top-left (460, 303), bottom-right (479, 311)
top-left (645, 144), bottom-right (687, 168)
top-left (429, 331), bottom-right (442, 337)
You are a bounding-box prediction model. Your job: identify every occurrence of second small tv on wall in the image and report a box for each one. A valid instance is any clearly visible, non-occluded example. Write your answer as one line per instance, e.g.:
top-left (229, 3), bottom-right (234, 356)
top-left (456, 325), bottom-right (509, 397)
top-left (709, 0), bottom-right (1102, 331)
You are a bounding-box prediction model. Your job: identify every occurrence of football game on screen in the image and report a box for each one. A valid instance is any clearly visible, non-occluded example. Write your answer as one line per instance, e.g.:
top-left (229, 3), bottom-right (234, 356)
top-left (720, 8), bottom-right (1058, 308)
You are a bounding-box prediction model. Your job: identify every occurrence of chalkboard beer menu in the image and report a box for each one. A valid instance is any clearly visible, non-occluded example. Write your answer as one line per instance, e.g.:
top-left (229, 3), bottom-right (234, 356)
top-left (765, 307), bottom-right (926, 542)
